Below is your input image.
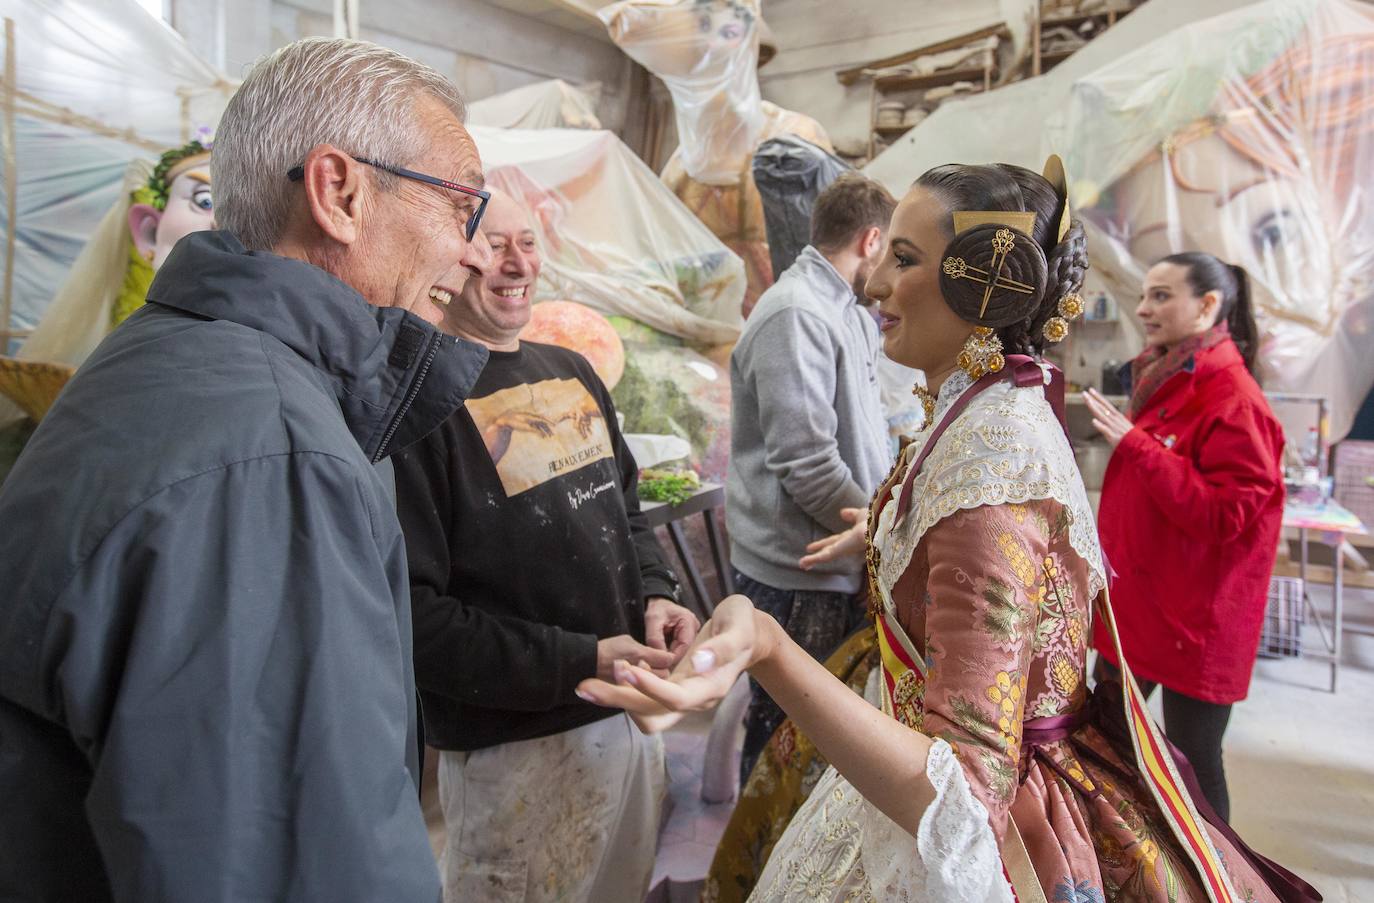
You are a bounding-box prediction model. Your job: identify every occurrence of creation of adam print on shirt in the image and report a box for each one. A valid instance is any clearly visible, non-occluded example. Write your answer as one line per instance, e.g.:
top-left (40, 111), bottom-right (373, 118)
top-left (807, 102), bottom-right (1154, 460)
top-left (465, 376), bottom-right (615, 497)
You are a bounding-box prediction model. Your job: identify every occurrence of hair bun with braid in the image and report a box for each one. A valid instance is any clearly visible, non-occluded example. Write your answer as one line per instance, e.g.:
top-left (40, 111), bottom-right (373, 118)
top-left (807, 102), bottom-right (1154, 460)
top-left (917, 160), bottom-right (1092, 357)
top-left (1029, 219), bottom-right (1090, 346)
top-left (939, 223), bottom-right (1050, 329)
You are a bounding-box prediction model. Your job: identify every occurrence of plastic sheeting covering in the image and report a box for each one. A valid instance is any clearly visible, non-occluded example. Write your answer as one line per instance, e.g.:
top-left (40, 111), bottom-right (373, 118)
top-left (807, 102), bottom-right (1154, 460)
top-left (1056, 0), bottom-right (1374, 441)
top-left (752, 134), bottom-right (853, 279)
top-left (865, 0), bottom-right (1374, 441)
top-left (864, 0), bottom-right (1258, 185)
top-left (0, 0), bottom-right (234, 349)
top-left (609, 326), bottom-right (733, 481)
top-left (470, 125), bottom-right (744, 346)
top-left (466, 79), bottom-right (603, 131)
top-left (599, 0), bottom-right (766, 186)
top-left (12, 158), bottom-right (150, 370)
top-left (661, 101), bottom-right (832, 317)
top-left (749, 135), bottom-right (924, 445)
top-left (595, 0), bottom-right (832, 314)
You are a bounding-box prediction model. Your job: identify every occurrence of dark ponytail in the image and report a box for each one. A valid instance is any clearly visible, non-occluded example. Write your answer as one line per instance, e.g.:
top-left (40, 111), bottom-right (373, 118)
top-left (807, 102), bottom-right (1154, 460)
top-left (1226, 264), bottom-right (1260, 380)
top-left (1159, 252), bottom-right (1261, 382)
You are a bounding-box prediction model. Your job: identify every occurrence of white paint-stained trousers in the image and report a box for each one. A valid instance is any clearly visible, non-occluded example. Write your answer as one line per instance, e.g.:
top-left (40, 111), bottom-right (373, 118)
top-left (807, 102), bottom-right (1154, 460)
top-left (437, 713), bottom-right (665, 903)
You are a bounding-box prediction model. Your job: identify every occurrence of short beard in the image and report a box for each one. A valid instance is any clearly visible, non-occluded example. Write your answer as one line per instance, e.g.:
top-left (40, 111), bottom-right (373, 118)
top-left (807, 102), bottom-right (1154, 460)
top-left (852, 271), bottom-right (875, 306)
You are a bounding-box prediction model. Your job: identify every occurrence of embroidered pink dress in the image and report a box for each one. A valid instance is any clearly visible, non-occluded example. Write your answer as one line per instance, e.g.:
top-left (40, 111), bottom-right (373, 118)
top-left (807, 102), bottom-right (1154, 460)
top-left (749, 368), bottom-right (1284, 903)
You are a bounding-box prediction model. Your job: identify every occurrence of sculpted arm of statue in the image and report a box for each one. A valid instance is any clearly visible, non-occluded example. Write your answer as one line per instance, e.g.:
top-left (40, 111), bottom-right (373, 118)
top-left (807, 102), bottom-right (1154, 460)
top-left (577, 594), bottom-right (938, 837)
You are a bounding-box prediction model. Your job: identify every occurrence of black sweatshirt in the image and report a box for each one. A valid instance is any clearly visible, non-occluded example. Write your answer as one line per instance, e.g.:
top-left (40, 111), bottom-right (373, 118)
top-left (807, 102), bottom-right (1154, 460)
top-left (394, 341), bottom-right (680, 751)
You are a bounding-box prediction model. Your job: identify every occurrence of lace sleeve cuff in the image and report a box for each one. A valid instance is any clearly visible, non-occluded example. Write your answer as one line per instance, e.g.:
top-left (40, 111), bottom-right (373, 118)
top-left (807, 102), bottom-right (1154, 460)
top-left (861, 739), bottom-right (1014, 903)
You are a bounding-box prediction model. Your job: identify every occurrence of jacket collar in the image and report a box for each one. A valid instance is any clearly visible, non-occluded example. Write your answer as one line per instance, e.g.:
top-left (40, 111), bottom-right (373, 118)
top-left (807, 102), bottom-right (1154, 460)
top-left (1128, 337), bottom-right (1246, 421)
top-left (1187, 336), bottom-right (1245, 377)
top-left (148, 231), bottom-right (488, 461)
top-left (792, 245), bottom-right (857, 307)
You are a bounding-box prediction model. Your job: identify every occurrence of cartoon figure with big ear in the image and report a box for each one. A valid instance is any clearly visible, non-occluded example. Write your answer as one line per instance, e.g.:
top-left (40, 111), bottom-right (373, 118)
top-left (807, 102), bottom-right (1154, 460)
top-left (1, 141), bottom-right (214, 464)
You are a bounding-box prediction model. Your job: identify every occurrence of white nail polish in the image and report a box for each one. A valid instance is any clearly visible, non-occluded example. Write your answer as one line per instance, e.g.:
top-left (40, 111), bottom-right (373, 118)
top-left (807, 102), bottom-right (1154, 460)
top-left (575, 689), bottom-right (595, 702)
top-left (692, 650), bottom-right (716, 673)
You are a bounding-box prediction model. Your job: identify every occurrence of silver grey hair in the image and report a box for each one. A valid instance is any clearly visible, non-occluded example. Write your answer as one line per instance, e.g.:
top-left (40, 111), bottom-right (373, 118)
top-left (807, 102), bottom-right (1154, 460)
top-left (213, 37), bottom-right (466, 250)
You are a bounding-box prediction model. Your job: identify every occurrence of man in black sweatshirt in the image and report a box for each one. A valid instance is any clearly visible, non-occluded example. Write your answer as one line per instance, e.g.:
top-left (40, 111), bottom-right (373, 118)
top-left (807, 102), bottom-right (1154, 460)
top-left (393, 188), bottom-right (698, 903)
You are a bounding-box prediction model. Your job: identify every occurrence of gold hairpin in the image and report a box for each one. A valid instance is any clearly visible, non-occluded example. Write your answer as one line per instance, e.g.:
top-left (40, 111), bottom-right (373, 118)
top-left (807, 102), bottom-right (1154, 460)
top-left (1041, 154), bottom-right (1072, 243)
top-left (942, 227), bottom-right (1036, 317)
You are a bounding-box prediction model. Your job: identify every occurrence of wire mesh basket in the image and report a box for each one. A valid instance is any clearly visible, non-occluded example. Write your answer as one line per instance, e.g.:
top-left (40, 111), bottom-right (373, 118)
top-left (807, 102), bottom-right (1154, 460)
top-left (1333, 440), bottom-right (1374, 529)
top-left (1258, 575), bottom-right (1304, 659)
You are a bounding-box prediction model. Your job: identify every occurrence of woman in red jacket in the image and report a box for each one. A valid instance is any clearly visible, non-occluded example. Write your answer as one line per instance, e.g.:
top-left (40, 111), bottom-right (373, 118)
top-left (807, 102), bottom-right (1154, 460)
top-left (1084, 252), bottom-right (1285, 823)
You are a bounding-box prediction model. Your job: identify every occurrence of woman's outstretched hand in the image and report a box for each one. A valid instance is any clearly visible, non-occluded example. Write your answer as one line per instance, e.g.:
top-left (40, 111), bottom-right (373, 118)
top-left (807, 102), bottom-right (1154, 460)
top-left (576, 594), bottom-right (769, 734)
top-left (799, 507), bottom-right (867, 571)
top-left (1085, 388), bottom-right (1133, 448)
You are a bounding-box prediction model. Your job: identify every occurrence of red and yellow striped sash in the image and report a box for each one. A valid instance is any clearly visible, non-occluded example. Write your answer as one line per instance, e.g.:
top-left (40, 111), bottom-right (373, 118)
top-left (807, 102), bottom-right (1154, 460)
top-left (1096, 589), bottom-right (1240, 902)
top-left (873, 590), bottom-right (1237, 902)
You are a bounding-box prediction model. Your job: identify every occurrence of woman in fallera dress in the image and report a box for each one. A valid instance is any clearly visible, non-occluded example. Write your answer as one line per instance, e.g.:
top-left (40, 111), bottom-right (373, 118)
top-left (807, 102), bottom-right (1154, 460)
top-left (578, 158), bottom-right (1314, 903)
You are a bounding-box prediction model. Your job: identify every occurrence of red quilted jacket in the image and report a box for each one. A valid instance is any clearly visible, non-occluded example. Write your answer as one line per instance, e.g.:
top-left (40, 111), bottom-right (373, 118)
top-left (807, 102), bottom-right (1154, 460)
top-left (1094, 338), bottom-right (1286, 704)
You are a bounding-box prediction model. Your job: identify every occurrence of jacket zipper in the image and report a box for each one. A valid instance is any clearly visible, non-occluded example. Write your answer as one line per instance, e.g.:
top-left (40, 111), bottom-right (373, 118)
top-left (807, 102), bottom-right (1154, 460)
top-left (373, 332), bottom-right (442, 463)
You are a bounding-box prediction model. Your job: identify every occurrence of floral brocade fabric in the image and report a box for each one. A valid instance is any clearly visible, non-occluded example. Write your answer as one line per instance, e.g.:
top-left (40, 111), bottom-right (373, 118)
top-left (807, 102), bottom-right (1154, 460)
top-left (704, 371), bottom-right (1279, 903)
top-left (892, 498), bottom-right (1274, 902)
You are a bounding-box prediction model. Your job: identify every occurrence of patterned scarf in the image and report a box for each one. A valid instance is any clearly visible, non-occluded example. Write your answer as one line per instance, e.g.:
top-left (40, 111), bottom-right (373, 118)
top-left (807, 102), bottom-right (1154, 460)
top-left (1127, 323), bottom-right (1230, 419)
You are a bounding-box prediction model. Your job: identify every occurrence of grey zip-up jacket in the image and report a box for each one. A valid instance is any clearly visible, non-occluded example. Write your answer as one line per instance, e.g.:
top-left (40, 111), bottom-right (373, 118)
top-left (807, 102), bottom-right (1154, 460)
top-left (0, 231), bottom-right (487, 902)
top-left (726, 246), bottom-right (891, 594)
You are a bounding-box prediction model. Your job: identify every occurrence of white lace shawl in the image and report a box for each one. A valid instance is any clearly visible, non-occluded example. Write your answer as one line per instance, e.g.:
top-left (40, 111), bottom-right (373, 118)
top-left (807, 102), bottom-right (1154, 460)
top-left (877, 366), bottom-right (1106, 609)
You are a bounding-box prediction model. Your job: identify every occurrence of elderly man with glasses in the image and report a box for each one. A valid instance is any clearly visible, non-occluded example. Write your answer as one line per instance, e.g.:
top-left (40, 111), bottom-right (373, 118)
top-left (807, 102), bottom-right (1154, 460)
top-left (392, 187), bottom-right (699, 903)
top-left (0, 38), bottom-right (491, 902)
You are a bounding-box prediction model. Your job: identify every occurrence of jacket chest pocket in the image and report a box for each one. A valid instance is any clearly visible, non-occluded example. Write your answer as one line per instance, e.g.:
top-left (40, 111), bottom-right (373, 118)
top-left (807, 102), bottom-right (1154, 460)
top-left (1137, 409), bottom-right (1195, 452)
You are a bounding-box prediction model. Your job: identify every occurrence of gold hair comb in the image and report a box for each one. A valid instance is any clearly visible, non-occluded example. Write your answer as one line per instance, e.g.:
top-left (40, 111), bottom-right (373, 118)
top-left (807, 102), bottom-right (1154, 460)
top-left (951, 210), bottom-right (1037, 235)
top-left (942, 228), bottom-right (1037, 317)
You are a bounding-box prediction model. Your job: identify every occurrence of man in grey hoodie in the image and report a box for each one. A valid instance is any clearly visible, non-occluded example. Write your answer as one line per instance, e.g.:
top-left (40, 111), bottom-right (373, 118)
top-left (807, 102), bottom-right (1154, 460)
top-left (0, 39), bottom-right (491, 902)
top-left (727, 174), bottom-right (896, 783)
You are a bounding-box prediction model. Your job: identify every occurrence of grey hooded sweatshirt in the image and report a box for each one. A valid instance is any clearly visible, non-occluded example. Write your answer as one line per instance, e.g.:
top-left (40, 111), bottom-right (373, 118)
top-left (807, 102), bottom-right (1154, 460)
top-left (0, 231), bottom-right (487, 903)
top-left (726, 246), bottom-right (891, 594)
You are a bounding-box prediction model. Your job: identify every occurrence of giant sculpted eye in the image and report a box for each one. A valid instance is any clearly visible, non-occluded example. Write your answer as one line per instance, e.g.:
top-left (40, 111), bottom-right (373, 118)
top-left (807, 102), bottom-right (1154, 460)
top-left (1250, 210), bottom-right (1296, 255)
top-left (191, 185), bottom-right (213, 212)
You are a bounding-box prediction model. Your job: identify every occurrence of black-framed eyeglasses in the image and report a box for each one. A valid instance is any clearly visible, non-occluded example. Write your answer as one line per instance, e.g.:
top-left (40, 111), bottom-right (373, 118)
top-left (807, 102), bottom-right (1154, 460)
top-left (288, 156), bottom-right (490, 242)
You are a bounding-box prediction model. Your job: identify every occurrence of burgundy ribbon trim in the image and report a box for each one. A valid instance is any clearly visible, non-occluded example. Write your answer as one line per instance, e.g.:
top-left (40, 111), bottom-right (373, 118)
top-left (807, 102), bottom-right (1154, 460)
top-left (1161, 734), bottom-right (1323, 903)
top-left (1092, 674), bottom-right (1322, 903)
top-left (1020, 708), bottom-right (1104, 798)
top-left (895, 357), bottom-right (1067, 523)
top-left (1021, 709), bottom-right (1086, 747)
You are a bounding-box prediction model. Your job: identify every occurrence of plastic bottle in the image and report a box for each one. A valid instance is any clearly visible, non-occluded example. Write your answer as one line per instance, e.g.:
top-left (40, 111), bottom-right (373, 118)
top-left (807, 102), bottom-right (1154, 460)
top-left (1301, 426), bottom-right (1321, 469)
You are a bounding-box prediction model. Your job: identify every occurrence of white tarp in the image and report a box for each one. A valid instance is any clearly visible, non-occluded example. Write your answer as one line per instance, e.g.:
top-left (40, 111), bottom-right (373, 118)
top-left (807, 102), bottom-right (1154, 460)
top-left (0, 0), bottom-right (234, 349)
top-left (467, 79), bottom-right (603, 131)
top-left (866, 0), bottom-right (1374, 441)
top-left (599, 0), bottom-right (766, 186)
top-left (469, 125), bottom-right (745, 345)
top-left (864, 0), bottom-right (1258, 186)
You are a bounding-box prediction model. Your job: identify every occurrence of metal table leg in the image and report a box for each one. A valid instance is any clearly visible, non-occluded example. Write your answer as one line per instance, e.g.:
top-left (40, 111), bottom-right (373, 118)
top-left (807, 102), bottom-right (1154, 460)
top-left (666, 518), bottom-right (712, 613)
top-left (702, 507), bottom-right (733, 603)
top-left (1332, 531), bottom-right (1344, 694)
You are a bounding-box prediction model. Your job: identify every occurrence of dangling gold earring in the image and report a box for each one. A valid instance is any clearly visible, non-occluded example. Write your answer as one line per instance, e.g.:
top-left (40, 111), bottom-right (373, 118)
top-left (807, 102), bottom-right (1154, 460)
top-left (1042, 292), bottom-right (1083, 344)
top-left (958, 327), bottom-right (1005, 379)
top-left (911, 382), bottom-right (936, 425)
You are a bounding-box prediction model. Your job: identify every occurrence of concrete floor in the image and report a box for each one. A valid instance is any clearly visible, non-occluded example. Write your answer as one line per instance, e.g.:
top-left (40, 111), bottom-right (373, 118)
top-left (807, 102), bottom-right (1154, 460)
top-left (1208, 581), bottom-right (1374, 903)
